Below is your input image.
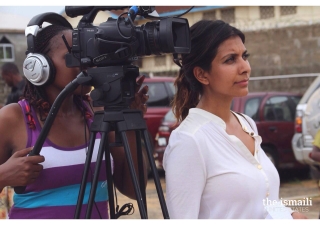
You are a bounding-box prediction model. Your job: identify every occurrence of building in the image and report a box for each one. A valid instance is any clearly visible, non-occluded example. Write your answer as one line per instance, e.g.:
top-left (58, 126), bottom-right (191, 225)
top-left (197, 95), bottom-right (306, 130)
top-left (126, 6), bottom-right (320, 93)
top-left (0, 13), bottom-right (28, 104)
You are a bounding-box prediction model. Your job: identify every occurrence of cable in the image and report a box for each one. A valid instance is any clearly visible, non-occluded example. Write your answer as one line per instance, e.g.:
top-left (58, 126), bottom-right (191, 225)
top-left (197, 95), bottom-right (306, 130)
top-left (116, 12), bottom-right (135, 39)
top-left (115, 203), bottom-right (135, 219)
top-left (80, 87), bottom-right (102, 219)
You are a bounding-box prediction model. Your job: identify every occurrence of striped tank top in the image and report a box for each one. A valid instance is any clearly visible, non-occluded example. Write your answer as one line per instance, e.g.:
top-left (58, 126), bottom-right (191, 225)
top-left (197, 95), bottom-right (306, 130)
top-left (9, 99), bottom-right (112, 219)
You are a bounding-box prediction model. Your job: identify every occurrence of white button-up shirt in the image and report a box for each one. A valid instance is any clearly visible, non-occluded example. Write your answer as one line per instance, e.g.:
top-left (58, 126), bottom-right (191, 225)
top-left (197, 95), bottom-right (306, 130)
top-left (163, 108), bottom-right (292, 219)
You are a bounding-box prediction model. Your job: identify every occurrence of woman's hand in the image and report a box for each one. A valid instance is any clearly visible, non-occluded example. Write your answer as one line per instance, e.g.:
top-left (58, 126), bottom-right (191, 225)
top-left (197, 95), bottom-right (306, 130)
top-left (0, 147), bottom-right (45, 191)
top-left (292, 211), bottom-right (308, 219)
top-left (130, 75), bottom-right (149, 114)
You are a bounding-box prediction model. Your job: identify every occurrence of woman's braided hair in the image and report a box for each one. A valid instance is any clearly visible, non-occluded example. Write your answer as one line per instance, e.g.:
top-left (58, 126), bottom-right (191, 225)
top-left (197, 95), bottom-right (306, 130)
top-left (22, 25), bottom-right (91, 129)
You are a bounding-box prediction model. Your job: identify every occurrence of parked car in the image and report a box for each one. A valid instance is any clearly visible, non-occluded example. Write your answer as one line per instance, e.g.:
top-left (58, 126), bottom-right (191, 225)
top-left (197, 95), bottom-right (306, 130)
top-left (139, 76), bottom-right (175, 174)
top-left (154, 92), bottom-right (306, 170)
top-left (153, 109), bottom-right (179, 169)
top-left (143, 76), bottom-right (175, 148)
top-left (292, 75), bottom-right (320, 178)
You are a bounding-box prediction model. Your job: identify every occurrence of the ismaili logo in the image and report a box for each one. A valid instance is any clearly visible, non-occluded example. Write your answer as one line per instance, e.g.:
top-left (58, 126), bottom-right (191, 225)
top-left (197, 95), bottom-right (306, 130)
top-left (263, 197), bottom-right (312, 214)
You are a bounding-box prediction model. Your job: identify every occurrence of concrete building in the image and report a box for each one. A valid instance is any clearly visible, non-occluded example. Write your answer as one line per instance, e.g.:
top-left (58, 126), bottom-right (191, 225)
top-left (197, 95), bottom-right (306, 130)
top-left (133, 6), bottom-right (320, 93)
top-left (0, 13), bottom-right (29, 104)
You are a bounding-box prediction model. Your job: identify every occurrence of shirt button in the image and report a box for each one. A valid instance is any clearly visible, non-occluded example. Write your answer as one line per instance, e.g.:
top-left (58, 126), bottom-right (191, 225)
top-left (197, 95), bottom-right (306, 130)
top-left (250, 132), bottom-right (254, 136)
top-left (266, 192), bottom-right (269, 197)
top-left (257, 164), bottom-right (262, 170)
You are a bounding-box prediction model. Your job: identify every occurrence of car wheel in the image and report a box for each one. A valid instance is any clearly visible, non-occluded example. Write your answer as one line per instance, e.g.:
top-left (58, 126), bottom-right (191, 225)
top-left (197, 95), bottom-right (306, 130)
top-left (262, 147), bottom-right (278, 168)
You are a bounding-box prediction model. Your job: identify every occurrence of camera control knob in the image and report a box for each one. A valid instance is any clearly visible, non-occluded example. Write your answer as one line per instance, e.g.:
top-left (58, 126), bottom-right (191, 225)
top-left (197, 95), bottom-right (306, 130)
top-left (102, 83), bottom-right (111, 92)
top-left (90, 89), bottom-right (103, 101)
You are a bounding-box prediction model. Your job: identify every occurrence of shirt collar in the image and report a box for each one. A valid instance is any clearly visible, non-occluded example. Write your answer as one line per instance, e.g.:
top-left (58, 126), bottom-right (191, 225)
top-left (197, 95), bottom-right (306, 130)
top-left (188, 108), bottom-right (227, 130)
top-left (188, 108), bottom-right (256, 135)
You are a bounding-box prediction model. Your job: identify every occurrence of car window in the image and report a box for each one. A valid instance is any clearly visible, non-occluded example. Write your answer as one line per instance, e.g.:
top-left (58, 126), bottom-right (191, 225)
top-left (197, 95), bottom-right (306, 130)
top-left (244, 97), bottom-right (261, 121)
top-left (264, 96), bottom-right (293, 122)
top-left (289, 95), bottom-right (302, 118)
top-left (167, 82), bottom-right (176, 95)
top-left (146, 82), bottom-right (170, 107)
top-left (290, 96), bottom-right (302, 105)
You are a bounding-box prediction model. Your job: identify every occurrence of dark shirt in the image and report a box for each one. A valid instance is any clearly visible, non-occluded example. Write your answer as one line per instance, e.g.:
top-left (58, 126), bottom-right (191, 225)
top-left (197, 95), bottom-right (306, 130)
top-left (5, 79), bottom-right (26, 105)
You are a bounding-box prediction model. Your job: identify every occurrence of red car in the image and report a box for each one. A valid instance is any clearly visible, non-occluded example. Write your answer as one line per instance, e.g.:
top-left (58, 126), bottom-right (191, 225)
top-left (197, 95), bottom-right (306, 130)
top-left (142, 76), bottom-right (175, 150)
top-left (154, 92), bottom-right (308, 170)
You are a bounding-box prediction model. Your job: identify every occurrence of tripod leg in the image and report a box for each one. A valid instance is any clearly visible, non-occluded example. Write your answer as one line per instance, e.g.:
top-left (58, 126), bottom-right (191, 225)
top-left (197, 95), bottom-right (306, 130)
top-left (135, 130), bottom-right (147, 214)
top-left (120, 131), bottom-right (148, 219)
top-left (74, 132), bottom-right (97, 219)
top-left (142, 130), bottom-right (170, 219)
top-left (85, 132), bottom-right (109, 219)
top-left (104, 139), bottom-right (116, 219)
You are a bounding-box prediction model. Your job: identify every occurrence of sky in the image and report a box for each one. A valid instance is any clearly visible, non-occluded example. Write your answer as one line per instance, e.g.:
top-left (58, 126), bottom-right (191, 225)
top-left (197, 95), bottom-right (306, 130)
top-left (0, 6), bottom-right (65, 19)
top-left (1, 1), bottom-right (319, 20)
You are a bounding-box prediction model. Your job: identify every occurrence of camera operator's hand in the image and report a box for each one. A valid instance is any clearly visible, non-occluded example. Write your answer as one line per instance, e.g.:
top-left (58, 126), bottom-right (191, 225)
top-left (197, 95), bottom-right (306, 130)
top-left (0, 147), bottom-right (45, 191)
top-left (130, 75), bottom-right (149, 114)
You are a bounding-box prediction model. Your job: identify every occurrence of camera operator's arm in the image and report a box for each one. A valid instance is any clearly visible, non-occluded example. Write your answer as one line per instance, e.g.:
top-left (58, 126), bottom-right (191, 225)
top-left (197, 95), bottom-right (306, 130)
top-left (110, 76), bottom-right (149, 199)
top-left (0, 105), bottom-right (45, 192)
top-left (0, 148), bottom-right (45, 192)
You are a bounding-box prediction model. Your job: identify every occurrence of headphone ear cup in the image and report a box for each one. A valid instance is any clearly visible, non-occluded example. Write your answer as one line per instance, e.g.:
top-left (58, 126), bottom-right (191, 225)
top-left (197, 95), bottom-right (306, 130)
top-left (42, 54), bottom-right (56, 85)
top-left (23, 53), bottom-right (55, 86)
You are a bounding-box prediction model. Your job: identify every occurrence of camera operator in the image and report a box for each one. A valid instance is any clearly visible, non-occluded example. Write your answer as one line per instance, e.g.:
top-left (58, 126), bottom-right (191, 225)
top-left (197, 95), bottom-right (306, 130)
top-left (0, 24), bottom-right (149, 219)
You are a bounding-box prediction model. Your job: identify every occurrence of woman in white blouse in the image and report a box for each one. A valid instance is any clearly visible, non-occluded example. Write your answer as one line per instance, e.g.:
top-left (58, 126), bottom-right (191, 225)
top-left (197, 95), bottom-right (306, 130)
top-left (163, 20), bottom-right (307, 219)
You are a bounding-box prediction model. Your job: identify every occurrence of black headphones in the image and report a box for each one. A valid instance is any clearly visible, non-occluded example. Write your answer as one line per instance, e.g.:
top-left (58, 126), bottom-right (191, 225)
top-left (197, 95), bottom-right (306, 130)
top-left (23, 12), bottom-right (73, 86)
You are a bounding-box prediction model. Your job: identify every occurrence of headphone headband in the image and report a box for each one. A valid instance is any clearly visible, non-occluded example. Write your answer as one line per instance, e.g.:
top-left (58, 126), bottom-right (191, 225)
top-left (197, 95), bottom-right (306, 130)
top-left (27, 12), bottom-right (72, 29)
top-left (25, 12), bottom-right (73, 54)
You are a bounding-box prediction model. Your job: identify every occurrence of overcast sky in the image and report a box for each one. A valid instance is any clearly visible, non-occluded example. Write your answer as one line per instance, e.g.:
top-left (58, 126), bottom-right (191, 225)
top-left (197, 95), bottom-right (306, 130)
top-left (0, 6), bottom-right (65, 19)
top-left (1, 2), bottom-right (319, 20)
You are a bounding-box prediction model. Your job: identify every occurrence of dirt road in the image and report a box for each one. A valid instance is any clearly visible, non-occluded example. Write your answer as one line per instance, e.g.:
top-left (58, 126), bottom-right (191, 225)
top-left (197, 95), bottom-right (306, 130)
top-left (114, 171), bottom-right (320, 219)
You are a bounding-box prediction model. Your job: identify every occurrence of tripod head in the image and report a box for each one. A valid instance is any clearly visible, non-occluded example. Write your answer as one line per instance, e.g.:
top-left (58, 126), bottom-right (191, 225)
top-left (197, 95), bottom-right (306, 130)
top-left (87, 65), bottom-right (139, 109)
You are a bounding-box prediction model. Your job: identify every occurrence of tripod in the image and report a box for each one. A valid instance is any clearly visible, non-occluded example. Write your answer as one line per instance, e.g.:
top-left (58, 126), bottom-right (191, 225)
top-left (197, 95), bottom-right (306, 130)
top-left (74, 107), bottom-right (169, 219)
top-left (14, 68), bottom-right (169, 219)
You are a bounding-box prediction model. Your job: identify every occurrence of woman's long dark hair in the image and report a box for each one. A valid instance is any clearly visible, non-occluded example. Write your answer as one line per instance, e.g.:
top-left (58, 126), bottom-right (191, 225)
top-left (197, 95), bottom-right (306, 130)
top-left (172, 20), bottom-right (245, 122)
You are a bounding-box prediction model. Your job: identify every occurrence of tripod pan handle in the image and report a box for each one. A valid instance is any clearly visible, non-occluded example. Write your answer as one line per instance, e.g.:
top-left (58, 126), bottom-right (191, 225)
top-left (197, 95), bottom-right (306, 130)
top-left (14, 186), bottom-right (26, 194)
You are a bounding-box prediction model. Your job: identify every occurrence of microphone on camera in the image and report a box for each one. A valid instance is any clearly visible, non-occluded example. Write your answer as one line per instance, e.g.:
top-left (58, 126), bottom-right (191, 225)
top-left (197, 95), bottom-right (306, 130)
top-left (128, 6), bottom-right (139, 22)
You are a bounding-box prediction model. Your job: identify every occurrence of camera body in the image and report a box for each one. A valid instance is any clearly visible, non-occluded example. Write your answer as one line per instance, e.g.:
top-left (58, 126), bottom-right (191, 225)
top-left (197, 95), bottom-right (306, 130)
top-left (65, 6), bottom-right (191, 68)
top-left (63, 6), bottom-right (191, 108)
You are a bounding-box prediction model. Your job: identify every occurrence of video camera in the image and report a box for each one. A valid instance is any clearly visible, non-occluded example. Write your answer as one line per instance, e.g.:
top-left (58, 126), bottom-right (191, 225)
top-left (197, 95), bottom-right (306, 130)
top-left (63, 6), bottom-right (191, 108)
top-left (65, 6), bottom-right (191, 68)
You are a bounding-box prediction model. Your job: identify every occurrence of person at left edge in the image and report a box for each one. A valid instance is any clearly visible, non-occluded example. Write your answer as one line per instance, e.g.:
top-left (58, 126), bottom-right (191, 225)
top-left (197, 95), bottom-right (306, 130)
top-left (0, 62), bottom-right (26, 109)
top-left (0, 62), bottom-right (28, 219)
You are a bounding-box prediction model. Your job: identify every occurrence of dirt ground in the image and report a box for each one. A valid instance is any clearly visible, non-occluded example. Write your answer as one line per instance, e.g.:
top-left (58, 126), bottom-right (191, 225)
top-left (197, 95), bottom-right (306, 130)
top-left (114, 170), bottom-right (320, 219)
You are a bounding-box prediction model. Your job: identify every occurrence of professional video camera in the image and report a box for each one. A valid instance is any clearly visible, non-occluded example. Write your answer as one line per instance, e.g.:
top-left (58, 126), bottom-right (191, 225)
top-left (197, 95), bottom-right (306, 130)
top-left (64, 6), bottom-right (191, 107)
top-left (65, 6), bottom-right (190, 67)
